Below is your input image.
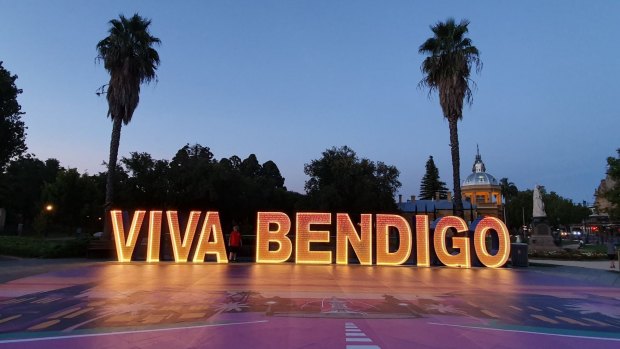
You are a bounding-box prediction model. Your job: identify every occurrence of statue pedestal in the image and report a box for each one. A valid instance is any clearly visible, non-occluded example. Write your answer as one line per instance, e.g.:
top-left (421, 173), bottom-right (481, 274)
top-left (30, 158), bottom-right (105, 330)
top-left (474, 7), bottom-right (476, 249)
top-left (529, 219), bottom-right (560, 251)
top-left (529, 235), bottom-right (559, 250)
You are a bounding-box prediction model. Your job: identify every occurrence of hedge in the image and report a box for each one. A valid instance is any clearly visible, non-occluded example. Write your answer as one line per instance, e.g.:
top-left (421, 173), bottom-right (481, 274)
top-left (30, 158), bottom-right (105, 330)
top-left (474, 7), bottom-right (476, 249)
top-left (0, 236), bottom-right (90, 258)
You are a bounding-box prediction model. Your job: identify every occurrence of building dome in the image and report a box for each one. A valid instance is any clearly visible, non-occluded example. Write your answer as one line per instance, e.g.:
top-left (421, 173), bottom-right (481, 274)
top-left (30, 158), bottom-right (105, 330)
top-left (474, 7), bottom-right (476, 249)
top-left (460, 145), bottom-right (504, 218)
top-left (463, 172), bottom-right (498, 186)
top-left (462, 146), bottom-right (498, 187)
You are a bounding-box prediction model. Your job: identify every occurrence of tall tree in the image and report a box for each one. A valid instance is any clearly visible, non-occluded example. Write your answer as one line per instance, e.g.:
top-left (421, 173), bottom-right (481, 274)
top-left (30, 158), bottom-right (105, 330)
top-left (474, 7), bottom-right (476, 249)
top-left (168, 144), bottom-right (215, 209)
top-left (601, 149), bottom-right (620, 219)
top-left (419, 155), bottom-right (448, 200)
top-left (96, 14), bottom-right (160, 234)
top-left (0, 155), bottom-right (62, 230)
top-left (41, 168), bottom-right (101, 232)
top-left (499, 177), bottom-right (518, 203)
top-left (303, 146), bottom-right (401, 215)
top-left (504, 188), bottom-right (590, 230)
top-left (0, 61), bottom-right (27, 171)
top-left (504, 190), bottom-right (533, 230)
top-left (120, 152), bottom-right (170, 207)
top-left (419, 18), bottom-right (482, 217)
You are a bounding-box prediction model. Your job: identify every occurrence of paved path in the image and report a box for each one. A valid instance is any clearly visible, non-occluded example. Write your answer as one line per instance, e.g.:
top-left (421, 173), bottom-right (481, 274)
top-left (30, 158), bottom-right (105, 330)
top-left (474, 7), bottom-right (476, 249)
top-left (0, 256), bottom-right (100, 283)
top-left (530, 258), bottom-right (618, 271)
top-left (0, 259), bottom-right (618, 348)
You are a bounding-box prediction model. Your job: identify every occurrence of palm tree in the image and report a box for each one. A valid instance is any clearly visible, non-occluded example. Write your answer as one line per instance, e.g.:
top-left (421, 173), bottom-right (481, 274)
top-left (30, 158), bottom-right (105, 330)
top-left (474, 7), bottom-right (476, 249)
top-left (419, 18), bottom-right (481, 217)
top-left (499, 178), bottom-right (518, 203)
top-left (97, 14), bottom-right (160, 234)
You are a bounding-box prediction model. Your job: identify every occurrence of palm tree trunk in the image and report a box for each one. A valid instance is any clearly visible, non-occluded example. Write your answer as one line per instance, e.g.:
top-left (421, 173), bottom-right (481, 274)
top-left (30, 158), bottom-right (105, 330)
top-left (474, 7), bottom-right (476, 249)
top-left (103, 117), bottom-right (122, 239)
top-left (448, 118), bottom-right (464, 218)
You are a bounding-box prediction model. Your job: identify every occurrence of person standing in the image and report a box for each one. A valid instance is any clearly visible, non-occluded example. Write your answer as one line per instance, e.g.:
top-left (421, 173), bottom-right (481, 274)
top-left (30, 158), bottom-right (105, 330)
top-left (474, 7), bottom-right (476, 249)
top-left (228, 225), bottom-right (242, 262)
top-left (607, 234), bottom-right (617, 269)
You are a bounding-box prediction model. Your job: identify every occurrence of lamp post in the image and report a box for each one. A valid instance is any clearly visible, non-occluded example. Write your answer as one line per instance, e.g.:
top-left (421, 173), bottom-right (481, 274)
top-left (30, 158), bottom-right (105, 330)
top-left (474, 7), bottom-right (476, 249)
top-left (43, 204), bottom-right (54, 237)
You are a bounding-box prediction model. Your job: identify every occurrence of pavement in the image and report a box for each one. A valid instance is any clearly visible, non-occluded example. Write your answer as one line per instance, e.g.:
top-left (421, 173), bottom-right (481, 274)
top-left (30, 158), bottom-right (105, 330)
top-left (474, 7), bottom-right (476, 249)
top-left (530, 258), bottom-right (618, 271)
top-left (0, 256), bottom-right (100, 283)
top-left (0, 257), bottom-right (619, 349)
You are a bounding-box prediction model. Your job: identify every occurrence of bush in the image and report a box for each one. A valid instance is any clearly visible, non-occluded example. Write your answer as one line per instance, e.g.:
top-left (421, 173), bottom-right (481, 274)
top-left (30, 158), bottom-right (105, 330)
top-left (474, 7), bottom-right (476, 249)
top-left (0, 236), bottom-right (90, 258)
top-left (528, 247), bottom-right (607, 260)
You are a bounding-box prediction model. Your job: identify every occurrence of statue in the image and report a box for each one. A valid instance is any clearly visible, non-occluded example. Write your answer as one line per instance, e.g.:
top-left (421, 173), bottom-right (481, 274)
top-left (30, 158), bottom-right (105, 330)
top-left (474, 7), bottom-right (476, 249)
top-left (532, 185), bottom-right (546, 218)
top-left (528, 185), bottom-right (559, 250)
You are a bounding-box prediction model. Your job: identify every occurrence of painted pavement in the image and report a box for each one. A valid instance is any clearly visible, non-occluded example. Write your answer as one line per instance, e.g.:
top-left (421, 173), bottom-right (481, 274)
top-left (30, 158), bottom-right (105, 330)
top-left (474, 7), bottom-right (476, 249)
top-left (0, 263), bottom-right (618, 348)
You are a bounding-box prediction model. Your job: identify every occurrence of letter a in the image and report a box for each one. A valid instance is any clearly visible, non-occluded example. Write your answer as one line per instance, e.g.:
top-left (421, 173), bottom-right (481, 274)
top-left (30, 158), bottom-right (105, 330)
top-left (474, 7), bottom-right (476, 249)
top-left (167, 211), bottom-right (202, 262)
top-left (193, 211), bottom-right (228, 263)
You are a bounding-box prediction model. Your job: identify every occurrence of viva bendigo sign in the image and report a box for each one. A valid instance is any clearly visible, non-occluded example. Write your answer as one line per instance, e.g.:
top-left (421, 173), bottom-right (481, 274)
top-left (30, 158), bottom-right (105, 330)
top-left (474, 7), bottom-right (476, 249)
top-left (111, 210), bottom-right (511, 268)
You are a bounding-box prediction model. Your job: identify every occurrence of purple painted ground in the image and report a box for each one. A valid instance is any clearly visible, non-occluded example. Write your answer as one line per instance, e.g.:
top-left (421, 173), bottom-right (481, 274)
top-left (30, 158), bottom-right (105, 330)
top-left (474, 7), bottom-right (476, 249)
top-left (0, 263), bottom-right (618, 348)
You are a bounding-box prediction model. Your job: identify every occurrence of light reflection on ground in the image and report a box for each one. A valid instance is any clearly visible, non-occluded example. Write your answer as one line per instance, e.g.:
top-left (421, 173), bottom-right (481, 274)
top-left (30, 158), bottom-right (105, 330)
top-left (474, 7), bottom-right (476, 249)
top-left (0, 263), bottom-right (618, 348)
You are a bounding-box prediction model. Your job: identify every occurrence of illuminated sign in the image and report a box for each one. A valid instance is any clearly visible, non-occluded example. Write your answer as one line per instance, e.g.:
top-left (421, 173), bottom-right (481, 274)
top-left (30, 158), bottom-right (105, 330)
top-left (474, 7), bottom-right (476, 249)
top-left (111, 211), bottom-right (511, 268)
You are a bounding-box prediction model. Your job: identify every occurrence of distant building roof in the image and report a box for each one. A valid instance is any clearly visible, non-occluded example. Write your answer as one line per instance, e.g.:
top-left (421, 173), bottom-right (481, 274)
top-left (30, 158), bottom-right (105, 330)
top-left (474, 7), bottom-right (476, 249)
top-left (398, 199), bottom-right (474, 213)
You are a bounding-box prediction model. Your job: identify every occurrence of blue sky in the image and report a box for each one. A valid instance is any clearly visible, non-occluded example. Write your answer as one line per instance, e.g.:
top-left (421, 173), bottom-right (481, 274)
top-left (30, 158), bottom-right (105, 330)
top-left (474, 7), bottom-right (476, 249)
top-left (1, 0), bottom-right (618, 204)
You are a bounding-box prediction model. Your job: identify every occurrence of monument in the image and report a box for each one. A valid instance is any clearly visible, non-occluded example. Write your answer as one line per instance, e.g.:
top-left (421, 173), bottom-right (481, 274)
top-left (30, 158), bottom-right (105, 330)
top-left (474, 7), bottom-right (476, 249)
top-left (528, 185), bottom-right (559, 250)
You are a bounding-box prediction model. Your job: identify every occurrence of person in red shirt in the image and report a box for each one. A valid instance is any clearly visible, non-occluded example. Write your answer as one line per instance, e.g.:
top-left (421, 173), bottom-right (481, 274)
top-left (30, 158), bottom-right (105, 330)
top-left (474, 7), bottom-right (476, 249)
top-left (228, 225), bottom-right (242, 262)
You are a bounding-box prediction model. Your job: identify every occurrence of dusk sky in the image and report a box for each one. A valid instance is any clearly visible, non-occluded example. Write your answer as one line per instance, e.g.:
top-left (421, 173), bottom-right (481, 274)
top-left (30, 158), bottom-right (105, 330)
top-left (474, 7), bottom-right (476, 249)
top-left (1, 0), bottom-right (618, 204)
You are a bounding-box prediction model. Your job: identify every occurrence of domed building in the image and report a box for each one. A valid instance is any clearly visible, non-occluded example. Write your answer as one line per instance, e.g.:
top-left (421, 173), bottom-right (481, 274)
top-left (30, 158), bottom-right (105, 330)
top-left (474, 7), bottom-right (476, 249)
top-left (397, 146), bottom-right (504, 222)
top-left (461, 147), bottom-right (503, 218)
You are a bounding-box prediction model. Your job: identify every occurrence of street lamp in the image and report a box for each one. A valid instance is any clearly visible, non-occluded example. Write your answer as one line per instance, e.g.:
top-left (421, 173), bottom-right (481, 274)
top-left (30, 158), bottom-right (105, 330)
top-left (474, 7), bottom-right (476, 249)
top-left (43, 204), bottom-right (54, 238)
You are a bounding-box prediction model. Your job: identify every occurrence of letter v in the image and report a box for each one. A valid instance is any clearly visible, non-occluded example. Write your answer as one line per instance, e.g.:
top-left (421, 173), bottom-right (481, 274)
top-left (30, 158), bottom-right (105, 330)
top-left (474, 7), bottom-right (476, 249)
top-left (111, 210), bottom-right (146, 262)
top-left (166, 211), bottom-right (202, 262)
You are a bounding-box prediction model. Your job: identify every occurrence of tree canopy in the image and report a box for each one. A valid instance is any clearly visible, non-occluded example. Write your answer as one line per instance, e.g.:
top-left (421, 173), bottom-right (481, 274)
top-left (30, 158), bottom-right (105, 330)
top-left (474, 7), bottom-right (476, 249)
top-left (504, 186), bottom-right (590, 230)
top-left (303, 146), bottom-right (401, 215)
top-left (118, 144), bottom-right (291, 225)
top-left (96, 14), bottom-right (161, 126)
top-left (600, 149), bottom-right (620, 219)
top-left (0, 144), bottom-right (295, 235)
top-left (0, 61), bottom-right (27, 171)
top-left (0, 155), bottom-right (62, 231)
top-left (500, 178), bottom-right (518, 203)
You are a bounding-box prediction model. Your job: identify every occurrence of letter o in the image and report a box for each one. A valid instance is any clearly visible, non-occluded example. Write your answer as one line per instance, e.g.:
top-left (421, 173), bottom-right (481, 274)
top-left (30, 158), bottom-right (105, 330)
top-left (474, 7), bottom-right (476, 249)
top-left (474, 217), bottom-right (511, 268)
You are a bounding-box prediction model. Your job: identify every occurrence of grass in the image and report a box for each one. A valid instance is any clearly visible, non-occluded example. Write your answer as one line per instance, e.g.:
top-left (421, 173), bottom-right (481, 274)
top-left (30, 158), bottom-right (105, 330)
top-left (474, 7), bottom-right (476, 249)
top-left (0, 235), bottom-right (90, 258)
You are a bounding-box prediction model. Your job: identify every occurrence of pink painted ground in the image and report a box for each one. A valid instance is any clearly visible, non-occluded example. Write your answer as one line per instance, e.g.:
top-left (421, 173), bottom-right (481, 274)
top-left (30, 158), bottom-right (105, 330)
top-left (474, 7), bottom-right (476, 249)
top-left (0, 263), bottom-right (618, 348)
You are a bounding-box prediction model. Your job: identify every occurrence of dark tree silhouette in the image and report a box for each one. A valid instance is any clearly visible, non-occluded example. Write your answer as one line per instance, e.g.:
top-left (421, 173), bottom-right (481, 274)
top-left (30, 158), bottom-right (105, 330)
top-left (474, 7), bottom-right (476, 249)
top-left (419, 18), bottom-right (482, 217)
top-left (0, 61), bottom-right (27, 171)
top-left (419, 156), bottom-right (448, 200)
top-left (97, 14), bottom-right (161, 235)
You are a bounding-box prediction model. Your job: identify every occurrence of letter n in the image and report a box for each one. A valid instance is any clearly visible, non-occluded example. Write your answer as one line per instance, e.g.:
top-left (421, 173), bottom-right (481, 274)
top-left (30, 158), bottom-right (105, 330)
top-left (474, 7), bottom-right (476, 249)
top-left (336, 213), bottom-right (372, 265)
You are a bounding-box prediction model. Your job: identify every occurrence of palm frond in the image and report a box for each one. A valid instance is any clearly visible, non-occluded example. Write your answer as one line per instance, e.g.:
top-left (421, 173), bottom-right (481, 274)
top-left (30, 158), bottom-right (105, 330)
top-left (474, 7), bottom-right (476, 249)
top-left (418, 18), bottom-right (481, 119)
top-left (96, 13), bottom-right (161, 124)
